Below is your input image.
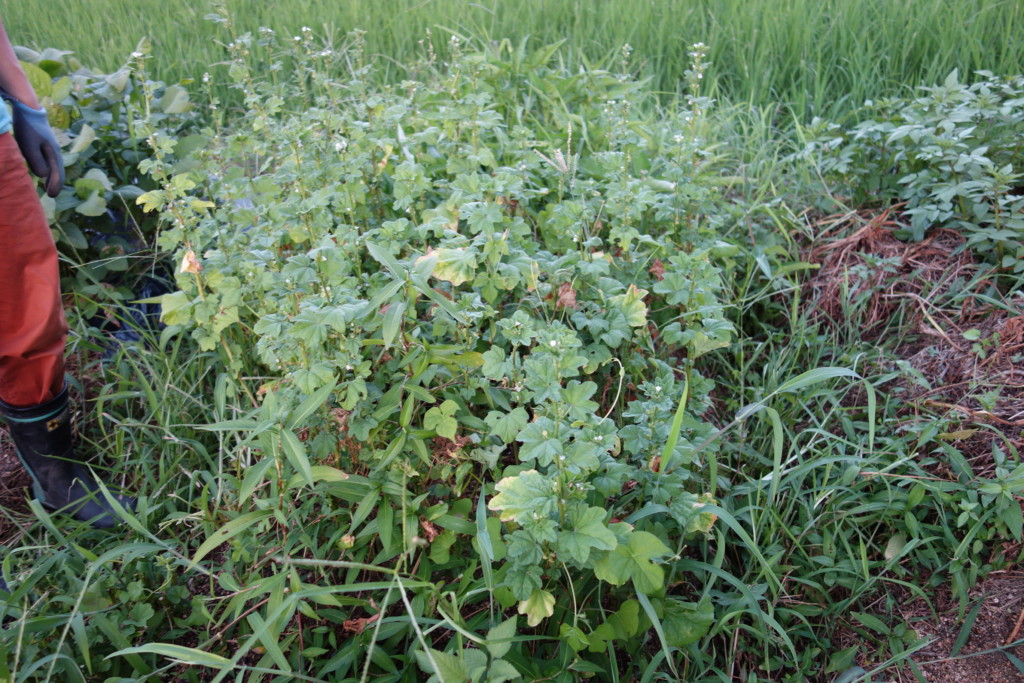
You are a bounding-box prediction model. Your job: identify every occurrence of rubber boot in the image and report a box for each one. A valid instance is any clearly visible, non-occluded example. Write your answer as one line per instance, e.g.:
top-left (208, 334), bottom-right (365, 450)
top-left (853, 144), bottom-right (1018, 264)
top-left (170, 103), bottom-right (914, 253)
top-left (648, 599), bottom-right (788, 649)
top-left (0, 386), bottom-right (135, 529)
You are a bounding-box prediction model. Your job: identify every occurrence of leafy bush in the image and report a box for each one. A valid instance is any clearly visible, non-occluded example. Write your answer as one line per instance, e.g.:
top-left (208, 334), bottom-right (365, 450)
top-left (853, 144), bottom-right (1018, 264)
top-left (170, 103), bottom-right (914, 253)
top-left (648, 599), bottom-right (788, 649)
top-left (14, 41), bottom-right (197, 289)
top-left (796, 70), bottom-right (1024, 270)
top-left (132, 25), bottom-right (741, 679)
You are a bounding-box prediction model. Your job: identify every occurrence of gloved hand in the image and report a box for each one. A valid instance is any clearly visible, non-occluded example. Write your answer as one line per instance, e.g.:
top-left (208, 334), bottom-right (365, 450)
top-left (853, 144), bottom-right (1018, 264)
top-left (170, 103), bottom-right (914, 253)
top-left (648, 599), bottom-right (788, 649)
top-left (9, 98), bottom-right (64, 197)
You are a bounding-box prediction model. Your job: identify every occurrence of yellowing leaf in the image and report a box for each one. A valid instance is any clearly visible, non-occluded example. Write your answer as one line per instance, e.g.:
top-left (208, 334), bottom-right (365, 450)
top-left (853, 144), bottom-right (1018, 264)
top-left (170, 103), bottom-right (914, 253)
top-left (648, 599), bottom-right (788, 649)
top-left (610, 284), bottom-right (648, 327)
top-left (430, 247), bottom-right (478, 286)
top-left (518, 589), bottom-right (555, 627)
top-left (488, 470), bottom-right (555, 523)
top-left (180, 249), bottom-right (202, 274)
top-left (69, 124), bottom-right (97, 154)
top-left (136, 190), bottom-right (163, 213)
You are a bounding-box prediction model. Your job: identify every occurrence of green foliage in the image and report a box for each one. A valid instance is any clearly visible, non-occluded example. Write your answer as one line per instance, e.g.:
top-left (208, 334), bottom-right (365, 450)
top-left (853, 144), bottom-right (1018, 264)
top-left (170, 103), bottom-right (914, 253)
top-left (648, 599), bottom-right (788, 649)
top-left (15, 43), bottom-right (197, 291)
top-left (796, 70), bottom-right (1024, 270)
top-left (2, 14), bottom-right (1022, 683)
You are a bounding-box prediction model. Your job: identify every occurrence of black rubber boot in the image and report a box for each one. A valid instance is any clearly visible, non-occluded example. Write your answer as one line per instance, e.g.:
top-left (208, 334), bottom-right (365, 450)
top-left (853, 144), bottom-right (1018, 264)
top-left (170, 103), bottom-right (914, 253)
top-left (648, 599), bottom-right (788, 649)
top-left (0, 386), bottom-right (135, 529)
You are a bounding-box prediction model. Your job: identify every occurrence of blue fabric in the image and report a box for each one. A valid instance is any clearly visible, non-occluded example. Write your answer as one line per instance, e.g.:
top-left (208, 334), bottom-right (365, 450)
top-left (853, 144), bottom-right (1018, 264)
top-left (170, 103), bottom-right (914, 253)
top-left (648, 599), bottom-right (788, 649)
top-left (0, 101), bottom-right (10, 135)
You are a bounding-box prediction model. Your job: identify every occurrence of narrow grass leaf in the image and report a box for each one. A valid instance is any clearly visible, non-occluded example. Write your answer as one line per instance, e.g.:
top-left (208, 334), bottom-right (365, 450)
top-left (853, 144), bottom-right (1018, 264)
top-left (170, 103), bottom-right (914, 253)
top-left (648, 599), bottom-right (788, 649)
top-left (659, 376), bottom-right (689, 470)
top-left (764, 406), bottom-right (784, 506)
top-left (240, 457), bottom-right (276, 501)
top-left (636, 592), bottom-right (680, 679)
top-left (188, 510), bottom-right (272, 571)
top-left (950, 597), bottom-right (984, 656)
top-left (285, 380), bottom-right (337, 429)
top-left (382, 300), bottom-right (406, 348)
top-left (246, 612), bottom-right (292, 673)
top-left (775, 367), bottom-right (860, 395)
top-left (71, 611), bottom-right (91, 673)
top-left (1002, 650), bottom-right (1024, 676)
top-left (366, 241), bottom-right (406, 278)
top-left (109, 643), bottom-right (232, 668)
top-left (697, 504), bottom-right (781, 592)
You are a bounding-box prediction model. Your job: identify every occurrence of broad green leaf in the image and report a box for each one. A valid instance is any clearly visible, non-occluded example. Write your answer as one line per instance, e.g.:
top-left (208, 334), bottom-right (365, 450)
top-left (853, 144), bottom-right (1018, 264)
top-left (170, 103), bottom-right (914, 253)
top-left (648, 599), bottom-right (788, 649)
top-left (75, 191), bottom-right (107, 217)
top-left (429, 529), bottom-right (457, 564)
top-left (516, 417), bottom-right (563, 465)
top-left (560, 623), bottom-right (590, 651)
top-left (20, 60), bottom-right (52, 97)
top-left (160, 291), bottom-right (193, 325)
top-left (69, 124), bottom-right (96, 154)
top-left (506, 563), bottom-right (542, 600)
top-left (586, 600), bottom-right (641, 652)
top-left (593, 530), bottom-right (671, 594)
top-left (415, 648), bottom-right (467, 683)
top-left (485, 407), bottom-right (529, 444)
top-left (486, 659), bottom-right (521, 683)
top-left (518, 589), bottom-right (555, 627)
top-left (486, 616), bottom-right (517, 658)
top-left (161, 84), bottom-right (192, 113)
top-left (488, 470), bottom-right (556, 523)
top-left (424, 399), bottom-right (459, 439)
top-left (562, 380), bottom-right (599, 419)
top-left (481, 347), bottom-right (509, 379)
top-left (555, 506), bottom-right (617, 564)
top-left (663, 597), bottom-right (714, 647)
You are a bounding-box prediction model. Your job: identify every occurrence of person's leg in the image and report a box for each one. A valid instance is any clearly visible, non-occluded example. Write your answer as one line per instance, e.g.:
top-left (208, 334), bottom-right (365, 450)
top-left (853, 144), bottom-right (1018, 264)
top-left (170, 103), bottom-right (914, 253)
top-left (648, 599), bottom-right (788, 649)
top-left (0, 131), bottom-right (134, 528)
top-left (0, 131), bottom-right (66, 408)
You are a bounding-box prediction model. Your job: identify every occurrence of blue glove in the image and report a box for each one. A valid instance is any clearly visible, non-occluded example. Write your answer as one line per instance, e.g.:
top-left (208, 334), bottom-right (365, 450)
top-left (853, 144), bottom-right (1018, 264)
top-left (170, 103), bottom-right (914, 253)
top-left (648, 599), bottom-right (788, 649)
top-left (9, 99), bottom-right (64, 197)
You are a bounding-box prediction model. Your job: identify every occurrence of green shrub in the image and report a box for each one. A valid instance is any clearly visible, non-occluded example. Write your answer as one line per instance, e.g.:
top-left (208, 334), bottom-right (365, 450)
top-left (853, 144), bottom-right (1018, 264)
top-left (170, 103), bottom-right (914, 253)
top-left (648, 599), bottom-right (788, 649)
top-left (135, 25), bottom-right (739, 679)
top-left (796, 70), bottom-right (1024, 271)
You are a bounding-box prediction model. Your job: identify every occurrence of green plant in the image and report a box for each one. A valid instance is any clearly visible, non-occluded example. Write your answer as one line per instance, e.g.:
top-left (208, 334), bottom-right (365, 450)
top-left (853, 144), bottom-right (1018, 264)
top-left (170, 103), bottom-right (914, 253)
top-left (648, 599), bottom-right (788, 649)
top-left (14, 41), bottom-right (198, 292)
top-left (795, 70), bottom-right (1024, 271)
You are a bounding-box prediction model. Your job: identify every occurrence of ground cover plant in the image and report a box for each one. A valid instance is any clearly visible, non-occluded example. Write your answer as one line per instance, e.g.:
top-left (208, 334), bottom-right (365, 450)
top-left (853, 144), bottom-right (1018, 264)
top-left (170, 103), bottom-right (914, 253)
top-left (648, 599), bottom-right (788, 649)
top-left (1, 5), bottom-right (1024, 683)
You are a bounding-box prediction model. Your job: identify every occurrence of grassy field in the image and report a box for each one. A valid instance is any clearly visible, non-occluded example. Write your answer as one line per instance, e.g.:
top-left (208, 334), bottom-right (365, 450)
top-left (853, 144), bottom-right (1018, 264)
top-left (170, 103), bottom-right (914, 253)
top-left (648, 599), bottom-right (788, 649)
top-left (4, 0), bottom-right (1024, 118)
top-left (1, 1), bottom-right (1024, 681)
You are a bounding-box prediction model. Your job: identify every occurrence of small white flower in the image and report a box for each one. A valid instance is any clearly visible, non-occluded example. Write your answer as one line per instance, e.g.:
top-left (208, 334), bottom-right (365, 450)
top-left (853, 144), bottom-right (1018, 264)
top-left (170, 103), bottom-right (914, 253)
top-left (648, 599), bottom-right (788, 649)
top-left (549, 340), bottom-right (558, 347)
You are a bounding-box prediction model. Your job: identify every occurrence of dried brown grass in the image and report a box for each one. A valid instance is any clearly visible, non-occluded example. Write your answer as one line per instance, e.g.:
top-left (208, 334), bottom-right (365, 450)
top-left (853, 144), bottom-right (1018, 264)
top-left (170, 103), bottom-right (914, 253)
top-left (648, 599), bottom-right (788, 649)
top-left (805, 208), bottom-right (1024, 461)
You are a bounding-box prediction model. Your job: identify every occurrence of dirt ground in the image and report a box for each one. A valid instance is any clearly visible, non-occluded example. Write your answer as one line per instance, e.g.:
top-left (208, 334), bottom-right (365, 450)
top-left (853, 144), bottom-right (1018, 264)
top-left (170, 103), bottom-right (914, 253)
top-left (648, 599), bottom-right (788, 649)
top-left (0, 426), bottom-right (33, 546)
top-left (806, 209), bottom-right (1024, 682)
top-left (904, 572), bottom-right (1024, 682)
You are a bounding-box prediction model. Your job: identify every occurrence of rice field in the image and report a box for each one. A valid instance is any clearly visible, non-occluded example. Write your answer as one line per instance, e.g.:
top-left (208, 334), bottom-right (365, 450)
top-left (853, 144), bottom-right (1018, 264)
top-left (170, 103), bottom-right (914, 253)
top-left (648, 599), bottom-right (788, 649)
top-left (4, 0), bottom-right (1024, 118)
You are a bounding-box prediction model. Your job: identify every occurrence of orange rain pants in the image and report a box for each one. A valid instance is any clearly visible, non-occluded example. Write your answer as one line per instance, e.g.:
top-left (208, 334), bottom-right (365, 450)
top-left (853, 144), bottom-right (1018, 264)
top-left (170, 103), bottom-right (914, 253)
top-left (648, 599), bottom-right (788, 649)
top-left (0, 131), bottom-right (67, 408)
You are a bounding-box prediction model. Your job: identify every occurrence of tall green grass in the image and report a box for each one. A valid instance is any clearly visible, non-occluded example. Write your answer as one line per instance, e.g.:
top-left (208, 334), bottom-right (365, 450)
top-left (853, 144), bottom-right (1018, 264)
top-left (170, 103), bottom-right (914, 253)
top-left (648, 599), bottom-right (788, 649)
top-left (4, 0), bottom-right (1024, 119)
